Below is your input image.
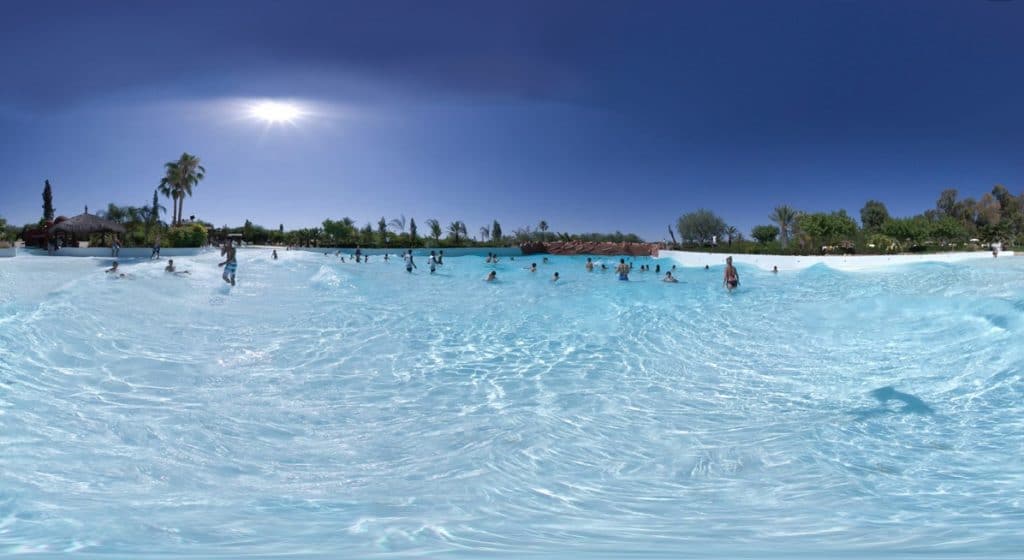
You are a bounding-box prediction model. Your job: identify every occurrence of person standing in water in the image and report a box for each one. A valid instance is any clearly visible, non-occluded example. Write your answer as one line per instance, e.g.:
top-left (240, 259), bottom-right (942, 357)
top-left (151, 236), bottom-right (161, 259)
top-left (437, 250), bottom-right (444, 265)
top-left (551, 272), bottom-right (560, 282)
top-left (272, 249), bottom-right (278, 260)
top-left (404, 250), bottom-right (416, 273)
top-left (486, 270), bottom-right (497, 282)
top-left (530, 263), bottom-right (537, 273)
top-left (723, 256), bottom-right (739, 292)
top-left (616, 258), bottom-right (630, 281)
top-left (586, 258), bottom-right (594, 271)
top-left (219, 241), bottom-right (237, 286)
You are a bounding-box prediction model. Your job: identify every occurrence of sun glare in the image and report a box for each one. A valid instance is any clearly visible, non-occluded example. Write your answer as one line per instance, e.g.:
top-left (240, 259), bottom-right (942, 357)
top-left (249, 101), bottom-right (303, 124)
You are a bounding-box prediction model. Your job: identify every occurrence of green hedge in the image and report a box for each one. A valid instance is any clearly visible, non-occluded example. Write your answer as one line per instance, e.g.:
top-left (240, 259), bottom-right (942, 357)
top-left (165, 224), bottom-right (208, 247)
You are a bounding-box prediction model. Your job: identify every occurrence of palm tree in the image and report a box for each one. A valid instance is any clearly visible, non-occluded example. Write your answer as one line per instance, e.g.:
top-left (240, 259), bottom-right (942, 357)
top-left (448, 221), bottom-right (467, 244)
top-left (538, 219), bottom-right (549, 242)
top-left (377, 217), bottom-right (388, 246)
top-left (388, 214), bottom-right (407, 234)
top-left (426, 218), bottom-right (442, 244)
top-left (726, 225), bottom-right (738, 246)
top-left (158, 152), bottom-right (205, 225)
top-left (770, 205), bottom-right (798, 248)
top-left (479, 225), bottom-right (490, 242)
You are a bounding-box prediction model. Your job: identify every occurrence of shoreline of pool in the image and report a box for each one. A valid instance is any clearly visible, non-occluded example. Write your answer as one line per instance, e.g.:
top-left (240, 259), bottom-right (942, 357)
top-left (658, 249), bottom-right (1016, 271)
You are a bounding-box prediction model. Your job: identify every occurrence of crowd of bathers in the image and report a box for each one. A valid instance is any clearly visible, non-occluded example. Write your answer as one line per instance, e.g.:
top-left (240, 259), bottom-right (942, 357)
top-left (319, 247), bottom-right (745, 290)
top-left (104, 242), bottom-right (748, 293)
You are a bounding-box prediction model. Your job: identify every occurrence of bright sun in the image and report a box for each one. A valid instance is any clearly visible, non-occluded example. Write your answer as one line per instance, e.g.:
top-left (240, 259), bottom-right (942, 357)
top-left (250, 101), bottom-right (303, 124)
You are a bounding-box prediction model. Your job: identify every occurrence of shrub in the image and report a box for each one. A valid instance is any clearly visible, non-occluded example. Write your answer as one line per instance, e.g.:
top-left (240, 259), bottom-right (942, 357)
top-left (165, 223), bottom-right (208, 247)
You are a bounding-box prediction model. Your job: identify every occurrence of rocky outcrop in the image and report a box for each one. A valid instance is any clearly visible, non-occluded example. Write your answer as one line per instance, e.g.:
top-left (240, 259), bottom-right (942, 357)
top-left (520, 241), bottom-right (661, 256)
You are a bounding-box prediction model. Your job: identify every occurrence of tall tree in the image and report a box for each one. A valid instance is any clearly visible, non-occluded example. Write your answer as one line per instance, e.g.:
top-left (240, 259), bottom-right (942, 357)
top-left (860, 200), bottom-right (890, 232)
top-left (408, 218), bottom-right (418, 246)
top-left (538, 219), bottom-right (549, 241)
top-left (479, 225), bottom-right (490, 242)
top-left (725, 225), bottom-right (738, 246)
top-left (426, 218), bottom-right (442, 244)
top-left (751, 224), bottom-right (780, 244)
top-left (936, 189), bottom-right (958, 217)
top-left (491, 220), bottom-right (502, 243)
top-left (158, 152), bottom-right (205, 225)
top-left (677, 209), bottom-right (726, 245)
top-left (448, 221), bottom-right (467, 244)
top-left (388, 214), bottom-right (407, 234)
top-left (770, 205), bottom-right (798, 247)
top-left (42, 180), bottom-right (55, 222)
top-left (377, 216), bottom-right (389, 246)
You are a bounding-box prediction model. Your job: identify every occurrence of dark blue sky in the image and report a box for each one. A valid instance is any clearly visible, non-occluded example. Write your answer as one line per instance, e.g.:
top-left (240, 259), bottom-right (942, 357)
top-left (2, 0), bottom-right (1022, 240)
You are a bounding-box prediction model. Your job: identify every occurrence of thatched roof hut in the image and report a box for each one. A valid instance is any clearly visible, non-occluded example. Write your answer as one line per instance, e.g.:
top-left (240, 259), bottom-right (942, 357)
top-left (50, 212), bottom-right (126, 236)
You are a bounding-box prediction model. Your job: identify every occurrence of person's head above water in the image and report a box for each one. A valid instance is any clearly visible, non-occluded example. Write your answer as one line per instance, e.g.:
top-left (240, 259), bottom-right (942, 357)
top-left (552, 272), bottom-right (559, 281)
top-left (486, 270), bottom-right (496, 281)
top-left (531, 263), bottom-right (537, 270)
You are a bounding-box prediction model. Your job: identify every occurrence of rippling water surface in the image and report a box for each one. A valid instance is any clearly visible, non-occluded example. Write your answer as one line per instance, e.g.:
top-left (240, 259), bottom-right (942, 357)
top-left (1, 250), bottom-right (1022, 558)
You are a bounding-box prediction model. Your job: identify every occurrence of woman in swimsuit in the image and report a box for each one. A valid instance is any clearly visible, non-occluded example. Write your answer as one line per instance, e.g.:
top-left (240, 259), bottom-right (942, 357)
top-left (723, 256), bottom-right (739, 292)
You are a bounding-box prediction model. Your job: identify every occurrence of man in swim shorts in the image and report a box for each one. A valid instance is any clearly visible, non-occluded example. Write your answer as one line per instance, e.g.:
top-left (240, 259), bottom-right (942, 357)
top-left (723, 256), bottom-right (739, 292)
top-left (219, 242), bottom-right (237, 286)
top-left (663, 271), bottom-right (678, 283)
top-left (586, 257), bottom-right (593, 271)
top-left (616, 258), bottom-right (629, 281)
top-left (404, 249), bottom-right (416, 273)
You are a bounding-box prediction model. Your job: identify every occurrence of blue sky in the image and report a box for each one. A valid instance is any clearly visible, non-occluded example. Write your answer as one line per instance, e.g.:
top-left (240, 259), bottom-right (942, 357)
top-left (1, 0), bottom-right (1022, 241)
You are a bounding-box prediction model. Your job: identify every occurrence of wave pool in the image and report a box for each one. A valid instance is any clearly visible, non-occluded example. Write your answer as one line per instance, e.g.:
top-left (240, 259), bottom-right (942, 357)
top-left (1, 250), bottom-right (1022, 558)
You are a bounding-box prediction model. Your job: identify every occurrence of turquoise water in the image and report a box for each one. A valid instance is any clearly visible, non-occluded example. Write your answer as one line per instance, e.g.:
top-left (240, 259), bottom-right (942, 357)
top-left (1, 251), bottom-right (1022, 558)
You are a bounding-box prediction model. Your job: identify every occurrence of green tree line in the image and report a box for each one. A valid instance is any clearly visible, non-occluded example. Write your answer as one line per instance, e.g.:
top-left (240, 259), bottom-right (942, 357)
top-left (675, 184), bottom-right (1023, 255)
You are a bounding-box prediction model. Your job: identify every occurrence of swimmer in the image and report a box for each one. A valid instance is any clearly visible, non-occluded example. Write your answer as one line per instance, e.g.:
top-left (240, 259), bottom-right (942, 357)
top-left (616, 258), bottom-right (629, 281)
top-left (663, 271), bottom-right (678, 283)
top-left (437, 250), bottom-right (444, 265)
top-left (486, 270), bottom-right (497, 282)
top-left (601, 263), bottom-right (608, 270)
top-left (772, 265), bottom-right (778, 274)
top-left (219, 241), bottom-right (237, 286)
top-left (552, 272), bottom-right (559, 282)
top-left (272, 249), bottom-right (278, 260)
top-left (486, 253), bottom-right (493, 264)
top-left (105, 261), bottom-right (130, 279)
top-left (404, 249), bottom-right (416, 273)
top-left (543, 257), bottom-right (549, 264)
top-left (655, 264), bottom-right (660, 273)
top-left (530, 263), bottom-right (537, 273)
top-left (430, 259), bottom-right (436, 274)
top-left (354, 245), bottom-right (362, 262)
top-left (704, 264), bottom-right (709, 270)
top-left (723, 256), bottom-right (739, 292)
top-left (586, 257), bottom-right (594, 271)
top-left (164, 259), bottom-right (190, 275)
top-left (384, 253), bottom-right (390, 262)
